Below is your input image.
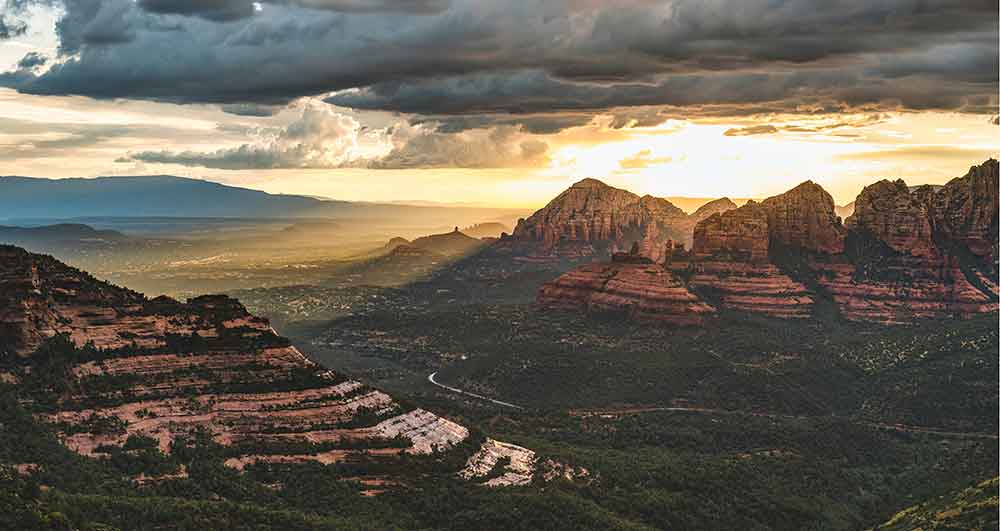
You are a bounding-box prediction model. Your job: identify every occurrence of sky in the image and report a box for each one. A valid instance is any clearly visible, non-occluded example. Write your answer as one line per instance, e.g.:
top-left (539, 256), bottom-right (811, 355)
top-left (0, 0), bottom-right (997, 208)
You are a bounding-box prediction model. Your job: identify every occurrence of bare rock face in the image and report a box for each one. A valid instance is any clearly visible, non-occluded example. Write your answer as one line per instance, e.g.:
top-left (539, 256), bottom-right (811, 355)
top-left (0, 245), bottom-right (144, 357)
top-left (668, 257), bottom-right (814, 319)
top-left (845, 179), bottom-right (936, 258)
top-left (537, 250), bottom-right (716, 325)
top-left (690, 197), bottom-right (739, 224)
top-left (0, 245), bottom-right (532, 487)
top-left (760, 181), bottom-right (846, 254)
top-left (922, 159), bottom-right (999, 261)
top-left (692, 201), bottom-right (770, 263)
top-left (823, 159), bottom-right (1000, 323)
top-left (812, 255), bottom-right (996, 325)
top-left (684, 202), bottom-right (813, 318)
top-left (509, 178), bottom-right (716, 257)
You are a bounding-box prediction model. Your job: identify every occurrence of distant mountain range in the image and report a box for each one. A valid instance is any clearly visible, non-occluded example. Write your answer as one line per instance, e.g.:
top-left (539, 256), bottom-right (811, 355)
top-left (0, 223), bottom-right (129, 243)
top-left (0, 175), bottom-right (526, 224)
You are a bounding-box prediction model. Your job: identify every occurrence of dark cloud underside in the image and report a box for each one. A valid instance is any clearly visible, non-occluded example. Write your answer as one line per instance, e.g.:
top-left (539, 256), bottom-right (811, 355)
top-left (1, 0), bottom-right (995, 120)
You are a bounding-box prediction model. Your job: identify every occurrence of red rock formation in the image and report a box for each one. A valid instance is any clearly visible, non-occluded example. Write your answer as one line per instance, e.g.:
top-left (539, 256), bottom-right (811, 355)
top-left (508, 178), bottom-right (721, 258)
top-left (537, 251), bottom-right (716, 325)
top-left (760, 181), bottom-right (846, 254)
top-left (812, 256), bottom-right (996, 325)
top-left (921, 159), bottom-right (999, 261)
top-left (692, 201), bottom-right (770, 263)
top-left (672, 258), bottom-right (814, 319)
top-left (824, 159), bottom-right (1000, 323)
top-left (689, 197), bottom-right (739, 224)
top-left (845, 179), bottom-right (936, 258)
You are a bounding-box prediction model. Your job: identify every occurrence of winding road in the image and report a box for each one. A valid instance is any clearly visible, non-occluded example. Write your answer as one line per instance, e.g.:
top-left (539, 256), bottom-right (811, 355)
top-left (427, 372), bottom-right (523, 409)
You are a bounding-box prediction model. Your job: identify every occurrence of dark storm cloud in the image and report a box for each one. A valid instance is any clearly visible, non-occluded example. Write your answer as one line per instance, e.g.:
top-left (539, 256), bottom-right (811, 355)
top-left (326, 63), bottom-right (997, 115)
top-left (138, 0), bottom-right (256, 22)
top-left (411, 114), bottom-right (594, 134)
top-left (220, 103), bottom-right (283, 116)
top-left (3, 0), bottom-right (998, 119)
top-left (16, 52), bottom-right (48, 69)
top-left (137, 0), bottom-right (448, 20)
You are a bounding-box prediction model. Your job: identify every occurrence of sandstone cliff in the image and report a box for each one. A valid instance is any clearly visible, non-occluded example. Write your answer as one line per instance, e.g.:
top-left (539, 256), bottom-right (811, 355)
top-left (692, 201), bottom-right (770, 263)
top-left (507, 178), bottom-right (734, 258)
top-left (537, 248), bottom-right (716, 325)
top-left (845, 179), bottom-right (936, 258)
top-left (760, 180), bottom-right (846, 254)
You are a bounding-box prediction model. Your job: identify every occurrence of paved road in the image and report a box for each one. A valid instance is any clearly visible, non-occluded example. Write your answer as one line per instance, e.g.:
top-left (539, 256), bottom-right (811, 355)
top-left (427, 372), bottom-right (523, 410)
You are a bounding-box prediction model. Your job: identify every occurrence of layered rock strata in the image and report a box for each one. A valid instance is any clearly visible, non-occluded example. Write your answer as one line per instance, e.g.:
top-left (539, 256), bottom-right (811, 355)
top-left (536, 248), bottom-right (716, 325)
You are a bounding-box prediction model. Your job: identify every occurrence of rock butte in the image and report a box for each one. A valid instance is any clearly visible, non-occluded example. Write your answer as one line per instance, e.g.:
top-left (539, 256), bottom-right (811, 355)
top-left (537, 244), bottom-right (716, 325)
top-left (0, 245), bottom-right (534, 488)
top-left (536, 159), bottom-right (998, 324)
top-left (502, 177), bottom-right (737, 261)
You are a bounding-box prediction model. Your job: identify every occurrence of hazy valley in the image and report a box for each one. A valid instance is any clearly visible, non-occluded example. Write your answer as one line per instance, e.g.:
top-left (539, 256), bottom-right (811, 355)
top-left (0, 159), bottom-right (997, 530)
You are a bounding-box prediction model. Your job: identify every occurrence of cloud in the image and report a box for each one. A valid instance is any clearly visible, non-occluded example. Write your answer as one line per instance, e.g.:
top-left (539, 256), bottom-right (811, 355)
top-left (618, 149), bottom-right (672, 169)
top-left (16, 52), bottom-right (48, 69)
top-left (137, 0), bottom-right (256, 21)
top-left (723, 113), bottom-right (892, 136)
top-left (1, 0), bottom-right (994, 120)
top-left (123, 103), bottom-right (361, 169)
top-left (361, 123), bottom-right (549, 169)
top-left (120, 102), bottom-right (549, 169)
top-left (0, 0), bottom-right (37, 40)
top-left (835, 146), bottom-right (998, 162)
top-left (0, 15), bottom-right (28, 39)
top-left (0, 117), bottom-right (199, 160)
top-left (220, 103), bottom-right (282, 116)
top-left (724, 124), bottom-right (780, 137)
top-left (137, 0), bottom-right (448, 20)
top-left (411, 113), bottom-right (594, 134)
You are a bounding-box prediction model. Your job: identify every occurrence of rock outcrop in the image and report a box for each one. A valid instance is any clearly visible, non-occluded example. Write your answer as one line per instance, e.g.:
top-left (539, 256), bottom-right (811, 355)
top-left (0, 245), bottom-right (533, 488)
top-left (920, 159), bottom-right (999, 262)
top-left (506, 178), bottom-right (734, 259)
top-left (537, 247), bottom-right (716, 325)
top-left (692, 201), bottom-right (770, 263)
top-left (683, 160), bottom-right (998, 324)
top-left (822, 159), bottom-right (1000, 323)
top-left (682, 200), bottom-right (814, 318)
top-left (690, 197), bottom-right (740, 224)
top-left (534, 160), bottom-right (997, 325)
top-left (846, 179), bottom-right (936, 258)
top-left (760, 180), bottom-right (846, 254)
